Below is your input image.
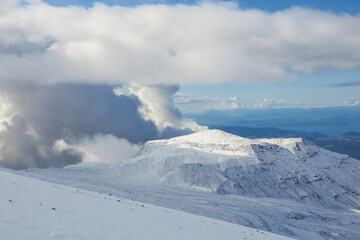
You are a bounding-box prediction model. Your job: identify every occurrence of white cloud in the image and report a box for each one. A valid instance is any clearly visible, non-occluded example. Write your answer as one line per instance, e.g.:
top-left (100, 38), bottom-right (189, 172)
top-left (174, 93), bottom-right (304, 112)
top-left (53, 134), bottom-right (141, 163)
top-left (174, 93), bottom-right (214, 105)
top-left (174, 93), bottom-right (244, 112)
top-left (0, 82), bottom-right (209, 169)
top-left (0, 93), bottom-right (14, 131)
top-left (174, 93), bottom-right (219, 112)
top-left (129, 84), bottom-right (207, 132)
top-left (213, 98), bottom-right (241, 111)
top-left (342, 100), bottom-right (360, 107)
top-left (0, 1), bottom-right (360, 85)
top-left (253, 98), bottom-right (302, 109)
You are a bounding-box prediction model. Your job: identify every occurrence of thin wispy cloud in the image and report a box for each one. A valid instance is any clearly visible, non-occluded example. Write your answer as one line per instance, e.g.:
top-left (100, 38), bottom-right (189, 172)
top-left (174, 93), bottom-right (302, 112)
top-left (342, 100), bottom-right (360, 107)
top-left (332, 80), bottom-right (360, 87)
top-left (253, 98), bottom-right (302, 109)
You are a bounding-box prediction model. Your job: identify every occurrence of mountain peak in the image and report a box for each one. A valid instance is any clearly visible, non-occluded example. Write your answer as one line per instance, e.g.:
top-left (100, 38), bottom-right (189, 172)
top-left (158, 129), bottom-right (307, 155)
top-left (121, 129), bottom-right (360, 210)
top-left (169, 129), bottom-right (247, 144)
top-left (342, 131), bottom-right (360, 137)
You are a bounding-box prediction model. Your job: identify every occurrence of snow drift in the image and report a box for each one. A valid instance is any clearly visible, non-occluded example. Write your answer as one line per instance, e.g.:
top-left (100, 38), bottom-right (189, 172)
top-left (0, 168), bottom-right (292, 240)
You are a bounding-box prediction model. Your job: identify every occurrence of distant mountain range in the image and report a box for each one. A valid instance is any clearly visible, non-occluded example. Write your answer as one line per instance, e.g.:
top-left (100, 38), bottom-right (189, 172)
top-left (186, 107), bottom-right (360, 136)
top-left (212, 126), bottom-right (360, 160)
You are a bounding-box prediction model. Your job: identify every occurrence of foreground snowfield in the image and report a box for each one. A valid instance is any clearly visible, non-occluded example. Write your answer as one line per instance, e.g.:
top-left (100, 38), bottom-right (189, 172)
top-left (0, 169), bottom-right (291, 240)
top-left (14, 130), bottom-right (360, 239)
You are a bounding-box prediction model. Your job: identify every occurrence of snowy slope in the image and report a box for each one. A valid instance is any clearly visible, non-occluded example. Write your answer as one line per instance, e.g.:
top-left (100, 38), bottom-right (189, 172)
top-left (19, 129), bottom-right (360, 239)
top-left (117, 130), bottom-right (360, 208)
top-left (0, 168), bottom-right (291, 240)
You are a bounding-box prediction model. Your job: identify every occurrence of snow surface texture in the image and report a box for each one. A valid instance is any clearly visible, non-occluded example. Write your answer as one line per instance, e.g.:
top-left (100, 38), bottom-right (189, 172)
top-left (0, 169), bottom-right (291, 240)
top-left (20, 130), bottom-right (360, 239)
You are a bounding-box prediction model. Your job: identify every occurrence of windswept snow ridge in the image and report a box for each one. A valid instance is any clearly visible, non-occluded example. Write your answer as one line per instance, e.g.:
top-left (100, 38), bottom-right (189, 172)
top-left (0, 169), bottom-right (290, 240)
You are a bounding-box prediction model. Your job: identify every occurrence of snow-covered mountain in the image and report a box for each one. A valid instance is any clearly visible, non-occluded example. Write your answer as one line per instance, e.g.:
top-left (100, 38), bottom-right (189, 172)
top-left (118, 129), bottom-right (360, 208)
top-left (19, 129), bottom-right (360, 239)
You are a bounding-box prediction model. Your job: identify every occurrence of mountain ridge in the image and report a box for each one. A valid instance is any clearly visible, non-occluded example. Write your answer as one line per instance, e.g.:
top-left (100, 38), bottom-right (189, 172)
top-left (116, 129), bottom-right (360, 208)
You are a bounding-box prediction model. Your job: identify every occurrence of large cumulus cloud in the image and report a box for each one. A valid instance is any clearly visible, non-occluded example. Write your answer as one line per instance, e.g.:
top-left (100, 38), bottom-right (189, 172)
top-left (3, 84), bottom-right (159, 143)
top-left (0, 83), bottom-right (202, 169)
top-left (1, 1), bottom-right (360, 85)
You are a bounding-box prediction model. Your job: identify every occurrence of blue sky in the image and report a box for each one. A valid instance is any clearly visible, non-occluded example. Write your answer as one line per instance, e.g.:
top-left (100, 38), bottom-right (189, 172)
top-left (43, 0), bottom-right (360, 14)
top-left (30, 1), bottom-right (360, 112)
top-left (178, 69), bottom-right (360, 112)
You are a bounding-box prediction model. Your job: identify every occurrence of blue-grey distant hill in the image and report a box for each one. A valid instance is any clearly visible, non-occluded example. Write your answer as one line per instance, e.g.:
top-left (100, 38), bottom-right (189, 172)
top-left (187, 107), bottom-right (360, 136)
